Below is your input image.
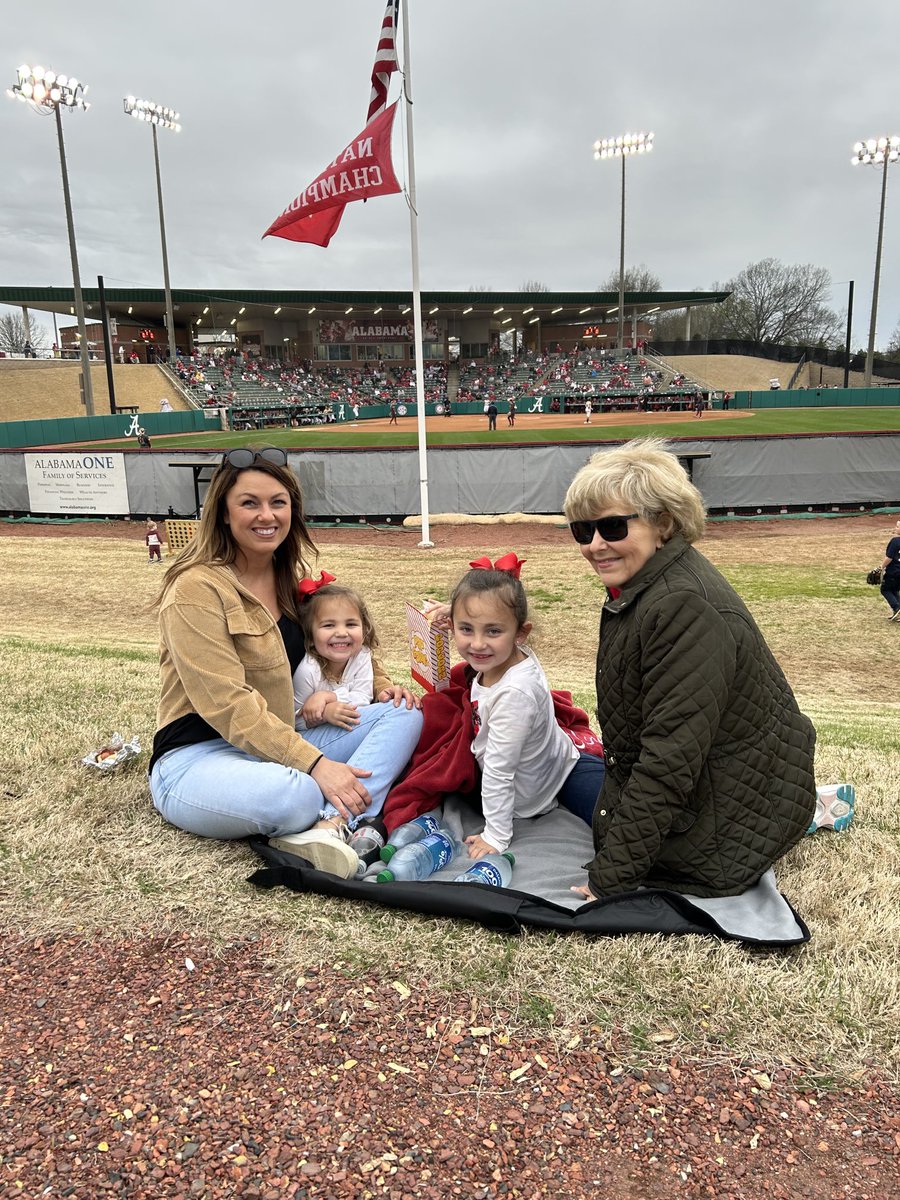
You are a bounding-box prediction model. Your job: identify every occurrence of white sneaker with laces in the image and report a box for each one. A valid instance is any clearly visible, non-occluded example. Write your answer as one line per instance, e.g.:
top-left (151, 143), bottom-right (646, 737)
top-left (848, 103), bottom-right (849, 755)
top-left (268, 824), bottom-right (359, 878)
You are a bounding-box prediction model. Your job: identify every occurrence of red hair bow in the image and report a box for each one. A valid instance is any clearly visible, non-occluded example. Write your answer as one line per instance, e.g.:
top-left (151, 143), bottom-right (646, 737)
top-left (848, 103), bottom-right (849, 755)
top-left (469, 553), bottom-right (526, 580)
top-left (298, 570), bottom-right (336, 598)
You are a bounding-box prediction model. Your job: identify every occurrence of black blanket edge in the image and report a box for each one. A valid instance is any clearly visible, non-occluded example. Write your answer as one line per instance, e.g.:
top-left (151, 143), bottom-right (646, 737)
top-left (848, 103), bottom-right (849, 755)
top-left (246, 838), bottom-right (811, 948)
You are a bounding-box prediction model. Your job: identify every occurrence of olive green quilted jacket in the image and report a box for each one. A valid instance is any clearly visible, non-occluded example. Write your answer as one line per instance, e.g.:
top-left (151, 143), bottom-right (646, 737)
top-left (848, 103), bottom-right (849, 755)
top-left (589, 535), bottom-right (816, 898)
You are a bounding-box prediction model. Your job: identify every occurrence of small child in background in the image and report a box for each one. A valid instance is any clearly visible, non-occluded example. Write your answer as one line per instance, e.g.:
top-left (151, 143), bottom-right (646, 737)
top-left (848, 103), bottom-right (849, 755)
top-left (449, 555), bottom-right (605, 858)
top-left (145, 519), bottom-right (162, 564)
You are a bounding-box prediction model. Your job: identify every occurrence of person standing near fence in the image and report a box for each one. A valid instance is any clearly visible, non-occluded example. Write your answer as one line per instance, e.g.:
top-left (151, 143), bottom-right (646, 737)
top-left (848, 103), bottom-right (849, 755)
top-left (880, 518), bottom-right (900, 621)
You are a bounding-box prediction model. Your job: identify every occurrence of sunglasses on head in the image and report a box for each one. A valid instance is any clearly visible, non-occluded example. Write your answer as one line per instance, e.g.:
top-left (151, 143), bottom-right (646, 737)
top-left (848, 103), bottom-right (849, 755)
top-left (221, 447), bottom-right (288, 470)
top-left (569, 514), bottom-right (639, 544)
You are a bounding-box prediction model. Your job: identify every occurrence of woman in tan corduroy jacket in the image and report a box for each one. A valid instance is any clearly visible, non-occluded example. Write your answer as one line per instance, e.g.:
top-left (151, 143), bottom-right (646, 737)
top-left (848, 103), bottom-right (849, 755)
top-left (148, 448), bottom-right (422, 877)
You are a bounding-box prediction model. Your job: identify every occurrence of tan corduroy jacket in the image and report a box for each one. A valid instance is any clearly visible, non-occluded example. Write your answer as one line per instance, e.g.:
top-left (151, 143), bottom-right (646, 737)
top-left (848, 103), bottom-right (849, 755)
top-left (157, 563), bottom-right (394, 773)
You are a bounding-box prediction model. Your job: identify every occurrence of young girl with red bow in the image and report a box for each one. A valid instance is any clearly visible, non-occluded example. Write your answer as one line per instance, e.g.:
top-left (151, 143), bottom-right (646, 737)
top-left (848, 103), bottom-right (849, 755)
top-left (448, 554), bottom-right (605, 859)
top-left (293, 573), bottom-right (380, 732)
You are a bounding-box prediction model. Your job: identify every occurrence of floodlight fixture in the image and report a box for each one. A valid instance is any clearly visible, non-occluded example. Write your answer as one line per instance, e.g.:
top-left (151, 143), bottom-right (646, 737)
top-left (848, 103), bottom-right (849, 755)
top-left (594, 129), bottom-right (656, 353)
top-left (852, 134), bottom-right (900, 385)
top-left (124, 93), bottom-right (182, 365)
top-left (7, 63), bottom-right (95, 412)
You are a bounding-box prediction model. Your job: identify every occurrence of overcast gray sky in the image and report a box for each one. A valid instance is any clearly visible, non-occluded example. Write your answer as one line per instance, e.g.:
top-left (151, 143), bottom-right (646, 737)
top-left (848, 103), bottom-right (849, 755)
top-left (3, 0), bottom-right (899, 346)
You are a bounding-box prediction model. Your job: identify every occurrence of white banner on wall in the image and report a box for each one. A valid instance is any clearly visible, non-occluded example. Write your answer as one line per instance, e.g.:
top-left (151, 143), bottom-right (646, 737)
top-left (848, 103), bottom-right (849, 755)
top-left (25, 452), bottom-right (130, 515)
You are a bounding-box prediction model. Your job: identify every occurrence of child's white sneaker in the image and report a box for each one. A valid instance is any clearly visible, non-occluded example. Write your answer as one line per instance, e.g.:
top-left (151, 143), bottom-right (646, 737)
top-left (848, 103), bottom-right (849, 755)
top-left (807, 784), bottom-right (855, 835)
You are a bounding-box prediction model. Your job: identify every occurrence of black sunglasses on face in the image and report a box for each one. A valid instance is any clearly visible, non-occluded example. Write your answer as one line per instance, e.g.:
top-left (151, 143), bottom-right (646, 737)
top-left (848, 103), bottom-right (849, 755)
top-left (569, 514), bottom-right (639, 544)
top-left (221, 447), bottom-right (288, 469)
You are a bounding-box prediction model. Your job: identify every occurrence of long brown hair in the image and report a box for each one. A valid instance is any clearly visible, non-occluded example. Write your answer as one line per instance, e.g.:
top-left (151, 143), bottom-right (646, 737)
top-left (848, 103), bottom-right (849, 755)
top-left (156, 454), bottom-right (317, 622)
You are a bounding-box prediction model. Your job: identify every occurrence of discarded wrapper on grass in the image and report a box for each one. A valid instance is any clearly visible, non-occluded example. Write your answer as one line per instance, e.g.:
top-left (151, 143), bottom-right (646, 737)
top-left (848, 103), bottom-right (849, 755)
top-left (82, 732), bottom-right (142, 772)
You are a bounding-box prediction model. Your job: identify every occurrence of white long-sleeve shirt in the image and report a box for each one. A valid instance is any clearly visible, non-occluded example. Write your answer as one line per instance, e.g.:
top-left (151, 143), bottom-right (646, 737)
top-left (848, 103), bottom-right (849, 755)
top-left (293, 647), bottom-right (374, 730)
top-left (470, 649), bottom-right (579, 852)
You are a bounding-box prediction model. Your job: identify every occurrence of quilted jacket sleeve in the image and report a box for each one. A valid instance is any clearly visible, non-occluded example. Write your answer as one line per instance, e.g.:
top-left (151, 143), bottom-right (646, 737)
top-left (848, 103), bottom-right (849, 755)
top-left (588, 591), bottom-right (737, 896)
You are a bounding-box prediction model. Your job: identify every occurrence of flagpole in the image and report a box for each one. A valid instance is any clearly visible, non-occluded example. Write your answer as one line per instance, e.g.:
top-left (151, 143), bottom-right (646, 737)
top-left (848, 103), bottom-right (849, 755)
top-left (400, 0), bottom-right (433, 548)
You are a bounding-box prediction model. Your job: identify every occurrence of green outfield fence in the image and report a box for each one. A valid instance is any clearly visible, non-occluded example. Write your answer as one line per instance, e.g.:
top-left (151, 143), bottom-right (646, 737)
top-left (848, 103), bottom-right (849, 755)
top-left (728, 387), bottom-right (900, 409)
top-left (0, 408), bottom-right (220, 449)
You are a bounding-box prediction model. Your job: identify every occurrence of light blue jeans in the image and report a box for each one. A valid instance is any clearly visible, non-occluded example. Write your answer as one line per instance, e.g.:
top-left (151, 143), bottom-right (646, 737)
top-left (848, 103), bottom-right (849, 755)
top-left (150, 702), bottom-right (423, 840)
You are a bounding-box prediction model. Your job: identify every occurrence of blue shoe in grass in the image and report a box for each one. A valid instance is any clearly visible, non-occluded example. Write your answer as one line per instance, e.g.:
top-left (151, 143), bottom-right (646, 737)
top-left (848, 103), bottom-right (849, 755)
top-left (807, 784), bottom-right (856, 835)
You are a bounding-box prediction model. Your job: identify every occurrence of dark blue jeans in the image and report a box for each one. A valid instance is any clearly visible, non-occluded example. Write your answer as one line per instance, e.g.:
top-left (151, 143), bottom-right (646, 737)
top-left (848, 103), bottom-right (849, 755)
top-left (557, 752), bottom-right (606, 827)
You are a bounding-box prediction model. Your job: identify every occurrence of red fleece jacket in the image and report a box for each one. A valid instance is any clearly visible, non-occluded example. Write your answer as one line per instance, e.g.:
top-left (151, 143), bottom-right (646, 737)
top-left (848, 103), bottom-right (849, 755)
top-left (383, 663), bottom-right (602, 832)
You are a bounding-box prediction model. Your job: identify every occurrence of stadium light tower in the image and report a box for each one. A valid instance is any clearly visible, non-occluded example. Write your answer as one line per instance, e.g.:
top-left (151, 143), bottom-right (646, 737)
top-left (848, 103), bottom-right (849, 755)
top-left (7, 64), bottom-right (95, 414)
top-left (124, 96), bottom-right (182, 367)
top-left (593, 130), bottom-right (654, 355)
top-left (851, 135), bottom-right (900, 387)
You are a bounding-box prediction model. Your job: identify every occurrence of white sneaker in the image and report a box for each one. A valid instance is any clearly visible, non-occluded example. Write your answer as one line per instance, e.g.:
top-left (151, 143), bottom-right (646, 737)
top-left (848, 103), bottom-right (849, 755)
top-left (269, 826), bottom-right (359, 878)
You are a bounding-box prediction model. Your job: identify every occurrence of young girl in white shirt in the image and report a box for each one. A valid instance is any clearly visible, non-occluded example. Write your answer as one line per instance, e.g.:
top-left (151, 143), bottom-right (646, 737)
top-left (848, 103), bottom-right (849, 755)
top-left (449, 555), bottom-right (605, 860)
top-left (294, 577), bottom-right (379, 732)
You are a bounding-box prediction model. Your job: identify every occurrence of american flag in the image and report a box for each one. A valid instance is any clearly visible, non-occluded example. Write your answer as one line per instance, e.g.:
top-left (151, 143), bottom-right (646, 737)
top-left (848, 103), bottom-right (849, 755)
top-left (367, 0), bottom-right (400, 121)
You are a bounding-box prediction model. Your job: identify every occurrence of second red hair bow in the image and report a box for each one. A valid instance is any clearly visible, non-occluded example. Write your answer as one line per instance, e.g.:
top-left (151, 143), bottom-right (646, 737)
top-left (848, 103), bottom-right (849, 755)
top-left (468, 553), bottom-right (526, 579)
top-left (298, 570), bottom-right (336, 598)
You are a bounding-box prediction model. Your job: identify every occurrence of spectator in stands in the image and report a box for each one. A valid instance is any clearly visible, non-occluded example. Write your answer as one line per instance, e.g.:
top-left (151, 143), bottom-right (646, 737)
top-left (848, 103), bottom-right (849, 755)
top-left (564, 438), bottom-right (816, 900)
top-left (148, 448), bottom-right (422, 874)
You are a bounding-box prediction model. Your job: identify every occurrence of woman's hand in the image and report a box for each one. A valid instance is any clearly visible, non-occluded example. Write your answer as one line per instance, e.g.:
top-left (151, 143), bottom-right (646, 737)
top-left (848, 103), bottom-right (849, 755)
top-left (570, 882), bottom-right (599, 902)
top-left (322, 700), bottom-right (361, 730)
top-left (465, 833), bottom-right (499, 859)
top-left (377, 685), bottom-right (421, 709)
top-left (301, 691), bottom-right (337, 727)
top-left (310, 757), bottom-right (372, 821)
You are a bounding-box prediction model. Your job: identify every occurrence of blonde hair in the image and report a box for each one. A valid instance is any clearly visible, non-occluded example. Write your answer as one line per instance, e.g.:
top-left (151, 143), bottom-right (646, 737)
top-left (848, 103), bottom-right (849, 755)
top-left (564, 437), bottom-right (706, 544)
top-left (300, 584), bottom-right (380, 679)
top-left (155, 454), bottom-right (317, 622)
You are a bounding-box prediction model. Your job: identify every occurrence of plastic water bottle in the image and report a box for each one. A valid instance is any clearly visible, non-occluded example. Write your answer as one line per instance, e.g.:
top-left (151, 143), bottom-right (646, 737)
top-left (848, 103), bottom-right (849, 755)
top-left (376, 830), bottom-right (459, 882)
top-left (380, 810), bottom-right (444, 862)
top-left (349, 818), bottom-right (387, 878)
top-left (452, 852), bottom-right (515, 887)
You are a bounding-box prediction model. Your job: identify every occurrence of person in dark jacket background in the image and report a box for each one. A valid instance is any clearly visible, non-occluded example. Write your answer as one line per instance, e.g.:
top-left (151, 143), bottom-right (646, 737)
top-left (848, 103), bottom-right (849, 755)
top-left (879, 518), bottom-right (900, 621)
top-left (564, 438), bottom-right (817, 900)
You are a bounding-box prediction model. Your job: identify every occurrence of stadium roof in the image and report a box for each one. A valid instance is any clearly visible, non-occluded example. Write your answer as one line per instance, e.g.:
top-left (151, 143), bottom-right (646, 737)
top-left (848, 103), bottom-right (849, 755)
top-left (0, 286), bottom-right (730, 329)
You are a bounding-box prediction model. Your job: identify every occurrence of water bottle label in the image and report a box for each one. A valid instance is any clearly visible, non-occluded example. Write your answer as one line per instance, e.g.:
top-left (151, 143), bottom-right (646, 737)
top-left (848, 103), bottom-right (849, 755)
top-left (416, 816), bottom-right (441, 836)
top-left (470, 864), bottom-right (503, 886)
top-left (419, 832), bottom-right (455, 870)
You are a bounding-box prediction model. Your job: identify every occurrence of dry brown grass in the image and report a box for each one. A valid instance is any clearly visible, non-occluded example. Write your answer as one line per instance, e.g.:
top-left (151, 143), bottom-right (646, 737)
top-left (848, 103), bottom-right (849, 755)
top-left (1, 526), bottom-right (898, 1079)
top-left (0, 361), bottom-right (190, 420)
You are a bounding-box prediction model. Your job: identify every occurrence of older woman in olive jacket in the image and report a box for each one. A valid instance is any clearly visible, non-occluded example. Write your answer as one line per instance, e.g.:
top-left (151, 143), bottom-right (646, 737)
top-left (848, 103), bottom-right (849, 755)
top-left (564, 439), bottom-right (816, 900)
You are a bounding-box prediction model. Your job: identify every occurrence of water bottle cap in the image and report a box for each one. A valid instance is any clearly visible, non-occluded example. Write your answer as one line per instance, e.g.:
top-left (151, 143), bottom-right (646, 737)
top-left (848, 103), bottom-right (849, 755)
top-left (503, 852), bottom-right (515, 865)
top-left (380, 844), bottom-right (396, 862)
top-left (375, 869), bottom-right (394, 883)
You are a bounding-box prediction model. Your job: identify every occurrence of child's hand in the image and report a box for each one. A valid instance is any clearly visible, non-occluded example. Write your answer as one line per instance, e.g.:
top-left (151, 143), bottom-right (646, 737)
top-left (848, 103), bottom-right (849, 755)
top-left (301, 691), bottom-right (337, 726)
top-left (422, 599), bottom-right (452, 631)
top-left (377, 685), bottom-right (421, 709)
top-left (570, 882), bottom-right (598, 902)
top-left (322, 700), bottom-right (361, 730)
top-left (465, 833), bottom-right (500, 859)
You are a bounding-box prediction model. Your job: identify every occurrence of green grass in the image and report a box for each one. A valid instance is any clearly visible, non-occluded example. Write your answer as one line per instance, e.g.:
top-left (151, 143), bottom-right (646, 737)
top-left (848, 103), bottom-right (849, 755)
top-left (1, 530), bottom-right (898, 1081)
top-left (54, 405), bottom-right (900, 453)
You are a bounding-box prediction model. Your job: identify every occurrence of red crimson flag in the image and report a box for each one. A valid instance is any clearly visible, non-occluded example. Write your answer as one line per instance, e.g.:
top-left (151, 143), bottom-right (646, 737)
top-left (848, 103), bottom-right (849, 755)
top-left (262, 101), bottom-right (401, 246)
top-left (263, 0), bottom-right (401, 247)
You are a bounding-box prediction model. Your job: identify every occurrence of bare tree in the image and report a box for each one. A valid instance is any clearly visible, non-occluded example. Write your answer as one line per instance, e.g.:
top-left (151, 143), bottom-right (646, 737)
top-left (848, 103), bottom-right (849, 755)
top-left (518, 279), bottom-right (550, 293)
top-left (714, 258), bottom-right (841, 345)
top-left (467, 285), bottom-right (495, 294)
top-left (0, 313), bottom-right (49, 355)
top-left (597, 263), bottom-right (662, 293)
top-left (886, 318), bottom-right (900, 360)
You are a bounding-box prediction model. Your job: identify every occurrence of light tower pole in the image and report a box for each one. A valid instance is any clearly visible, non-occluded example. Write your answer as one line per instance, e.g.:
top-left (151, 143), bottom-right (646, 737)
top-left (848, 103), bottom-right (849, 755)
top-left (851, 135), bottom-right (900, 387)
top-left (592, 130), bottom-right (654, 355)
top-left (7, 64), bottom-right (94, 413)
top-left (124, 96), bottom-right (182, 366)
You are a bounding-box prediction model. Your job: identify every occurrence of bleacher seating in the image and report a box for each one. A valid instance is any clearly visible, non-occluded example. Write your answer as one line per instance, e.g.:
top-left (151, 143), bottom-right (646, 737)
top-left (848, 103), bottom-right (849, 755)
top-left (167, 348), bottom-right (706, 426)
